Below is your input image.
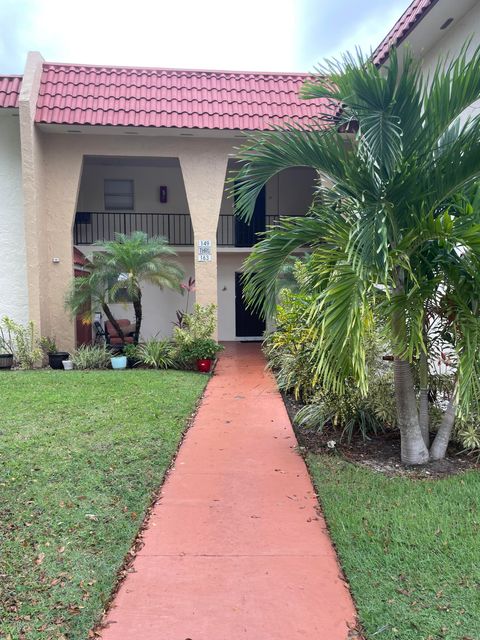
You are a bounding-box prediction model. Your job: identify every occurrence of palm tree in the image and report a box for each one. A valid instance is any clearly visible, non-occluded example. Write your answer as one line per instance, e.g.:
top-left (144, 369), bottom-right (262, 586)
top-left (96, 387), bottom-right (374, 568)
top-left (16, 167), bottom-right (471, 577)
top-left (67, 232), bottom-right (184, 341)
top-left (66, 254), bottom-right (128, 338)
top-left (232, 47), bottom-right (480, 465)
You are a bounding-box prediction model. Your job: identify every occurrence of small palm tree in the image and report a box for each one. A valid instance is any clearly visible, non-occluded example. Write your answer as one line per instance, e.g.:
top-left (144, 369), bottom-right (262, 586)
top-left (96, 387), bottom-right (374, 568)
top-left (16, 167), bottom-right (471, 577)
top-left (233, 46), bottom-right (480, 464)
top-left (67, 232), bottom-right (184, 341)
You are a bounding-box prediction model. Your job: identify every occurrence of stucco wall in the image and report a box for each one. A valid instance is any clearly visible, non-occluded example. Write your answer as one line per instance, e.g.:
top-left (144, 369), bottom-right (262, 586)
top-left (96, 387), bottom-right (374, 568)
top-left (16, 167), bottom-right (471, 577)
top-left (0, 113), bottom-right (29, 324)
top-left (77, 162), bottom-right (190, 214)
top-left (77, 161), bottom-right (317, 217)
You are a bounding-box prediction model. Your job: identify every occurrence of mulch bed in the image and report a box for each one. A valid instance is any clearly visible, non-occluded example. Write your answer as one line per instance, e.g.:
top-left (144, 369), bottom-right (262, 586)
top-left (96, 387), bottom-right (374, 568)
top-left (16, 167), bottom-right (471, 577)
top-left (282, 392), bottom-right (479, 479)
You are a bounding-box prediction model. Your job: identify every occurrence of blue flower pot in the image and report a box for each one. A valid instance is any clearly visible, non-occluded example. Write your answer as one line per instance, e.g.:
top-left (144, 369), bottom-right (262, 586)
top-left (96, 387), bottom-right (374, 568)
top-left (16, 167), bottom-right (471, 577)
top-left (111, 355), bottom-right (127, 370)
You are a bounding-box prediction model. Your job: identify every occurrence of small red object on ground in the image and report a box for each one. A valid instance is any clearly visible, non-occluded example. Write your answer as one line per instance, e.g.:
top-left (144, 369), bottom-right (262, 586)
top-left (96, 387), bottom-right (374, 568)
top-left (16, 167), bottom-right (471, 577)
top-left (196, 358), bottom-right (212, 373)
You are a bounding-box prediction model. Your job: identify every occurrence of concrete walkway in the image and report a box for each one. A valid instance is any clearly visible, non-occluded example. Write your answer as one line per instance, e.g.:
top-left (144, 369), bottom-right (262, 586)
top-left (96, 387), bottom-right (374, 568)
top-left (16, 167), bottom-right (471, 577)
top-left (100, 343), bottom-right (357, 639)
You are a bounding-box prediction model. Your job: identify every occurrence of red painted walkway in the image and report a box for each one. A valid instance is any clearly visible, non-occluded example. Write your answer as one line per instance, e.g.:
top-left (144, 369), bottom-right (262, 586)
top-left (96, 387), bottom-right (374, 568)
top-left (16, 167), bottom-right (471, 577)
top-left (100, 343), bottom-right (357, 639)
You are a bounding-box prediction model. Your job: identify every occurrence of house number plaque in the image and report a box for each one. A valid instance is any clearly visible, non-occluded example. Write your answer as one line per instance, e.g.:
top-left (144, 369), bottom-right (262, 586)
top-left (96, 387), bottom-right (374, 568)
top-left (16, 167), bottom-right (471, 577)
top-left (198, 239), bottom-right (212, 262)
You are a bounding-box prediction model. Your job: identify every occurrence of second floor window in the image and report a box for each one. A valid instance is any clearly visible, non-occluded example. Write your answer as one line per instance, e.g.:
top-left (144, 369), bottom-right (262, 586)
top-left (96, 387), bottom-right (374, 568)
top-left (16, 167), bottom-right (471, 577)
top-left (104, 179), bottom-right (134, 210)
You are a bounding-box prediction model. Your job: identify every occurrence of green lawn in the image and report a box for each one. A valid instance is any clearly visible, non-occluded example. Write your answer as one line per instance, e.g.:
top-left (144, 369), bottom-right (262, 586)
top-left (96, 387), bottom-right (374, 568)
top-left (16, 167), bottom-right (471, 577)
top-left (0, 369), bottom-right (207, 640)
top-left (308, 454), bottom-right (480, 640)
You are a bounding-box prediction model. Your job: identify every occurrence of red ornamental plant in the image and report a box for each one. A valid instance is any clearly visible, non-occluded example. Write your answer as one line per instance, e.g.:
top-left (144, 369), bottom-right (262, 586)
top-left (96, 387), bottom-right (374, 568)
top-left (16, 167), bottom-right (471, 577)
top-left (174, 277), bottom-right (196, 329)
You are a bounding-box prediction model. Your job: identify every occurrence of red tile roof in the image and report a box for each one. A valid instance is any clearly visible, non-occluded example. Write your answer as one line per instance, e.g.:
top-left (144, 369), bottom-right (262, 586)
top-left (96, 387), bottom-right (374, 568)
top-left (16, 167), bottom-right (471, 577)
top-left (0, 75), bottom-right (22, 108)
top-left (35, 63), bottom-right (335, 130)
top-left (373, 0), bottom-right (439, 66)
top-left (73, 246), bottom-right (88, 267)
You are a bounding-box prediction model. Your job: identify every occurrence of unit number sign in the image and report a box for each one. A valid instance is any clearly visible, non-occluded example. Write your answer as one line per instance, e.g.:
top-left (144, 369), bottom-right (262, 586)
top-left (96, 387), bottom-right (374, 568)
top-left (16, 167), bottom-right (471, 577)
top-left (198, 239), bottom-right (213, 262)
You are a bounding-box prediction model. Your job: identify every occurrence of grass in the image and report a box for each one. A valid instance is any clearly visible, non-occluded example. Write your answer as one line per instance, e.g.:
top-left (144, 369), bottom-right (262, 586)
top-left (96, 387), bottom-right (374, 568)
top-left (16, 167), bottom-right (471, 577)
top-left (308, 454), bottom-right (480, 640)
top-left (0, 369), bottom-right (207, 640)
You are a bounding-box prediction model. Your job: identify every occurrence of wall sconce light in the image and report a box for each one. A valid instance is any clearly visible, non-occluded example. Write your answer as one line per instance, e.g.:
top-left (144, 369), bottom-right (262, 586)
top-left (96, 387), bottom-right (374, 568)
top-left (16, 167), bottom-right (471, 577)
top-left (52, 257), bottom-right (60, 264)
top-left (160, 186), bottom-right (168, 203)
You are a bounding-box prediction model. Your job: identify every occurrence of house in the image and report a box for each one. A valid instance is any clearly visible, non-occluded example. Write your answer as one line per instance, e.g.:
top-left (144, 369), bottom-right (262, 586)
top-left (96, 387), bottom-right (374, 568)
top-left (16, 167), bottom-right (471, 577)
top-left (0, 54), bottom-right (331, 348)
top-left (1, 0), bottom-right (479, 349)
top-left (374, 0), bottom-right (480, 90)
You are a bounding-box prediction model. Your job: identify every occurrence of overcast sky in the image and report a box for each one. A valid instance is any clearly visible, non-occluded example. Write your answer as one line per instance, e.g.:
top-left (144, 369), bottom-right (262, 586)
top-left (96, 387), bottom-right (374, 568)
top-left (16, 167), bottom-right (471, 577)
top-left (0, 0), bottom-right (411, 74)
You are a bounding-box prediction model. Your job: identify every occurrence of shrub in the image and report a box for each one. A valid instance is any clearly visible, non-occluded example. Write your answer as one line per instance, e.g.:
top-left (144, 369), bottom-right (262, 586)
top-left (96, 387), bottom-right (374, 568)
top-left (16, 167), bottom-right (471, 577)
top-left (137, 339), bottom-right (174, 369)
top-left (39, 336), bottom-right (57, 355)
top-left (173, 303), bottom-right (217, 346)
top-left (0, 318), bottom-right (15, 355)
top-left (456, 418), bottom-right (480, 453)
top-left (39, 336), bottom-right (59, 366)
top-left (173, 304), bottom-right (219, 369)
top-left (263, 288), bottom-right (317, 400)
top-left (123, 343), bottom-right (142, 367)
top-left (265, 267), bottom-right (398, 440)
top-left (71, 345), bottom-right (111, 370)
top-left (0, 316), bottom-right (42, 369)
top-left (176, 338), bottom-right (223, 368)
top-left (295, 381), bottom-right (391, 443)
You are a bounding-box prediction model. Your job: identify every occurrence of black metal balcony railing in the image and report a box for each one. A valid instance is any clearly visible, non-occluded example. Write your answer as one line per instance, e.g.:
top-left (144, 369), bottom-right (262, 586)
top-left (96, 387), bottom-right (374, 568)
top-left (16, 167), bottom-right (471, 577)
top-left (74, 212), bottom-right (194, 246)
top-left (73, 212), bottom-right (297, 247)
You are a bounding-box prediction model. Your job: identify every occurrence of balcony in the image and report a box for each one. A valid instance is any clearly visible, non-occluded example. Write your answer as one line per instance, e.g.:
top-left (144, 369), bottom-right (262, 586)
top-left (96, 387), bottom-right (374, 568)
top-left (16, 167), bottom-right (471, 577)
top-left (73, 212), bottom-right (297, 248)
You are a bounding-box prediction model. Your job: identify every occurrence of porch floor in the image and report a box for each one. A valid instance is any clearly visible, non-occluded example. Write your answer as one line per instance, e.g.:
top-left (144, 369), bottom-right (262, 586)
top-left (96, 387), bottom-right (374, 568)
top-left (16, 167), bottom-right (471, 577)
top-left (99, 342), bottom-right (357, 639)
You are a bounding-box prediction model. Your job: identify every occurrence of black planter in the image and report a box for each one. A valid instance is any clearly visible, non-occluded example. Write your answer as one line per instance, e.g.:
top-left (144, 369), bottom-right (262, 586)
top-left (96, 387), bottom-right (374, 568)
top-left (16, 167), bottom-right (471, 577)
top-left (0, 353), bottom-right (13, 370)
top-left (48, 352), bottom-right (70, 370)
top-left (127, 356), bottom-right (140, 369)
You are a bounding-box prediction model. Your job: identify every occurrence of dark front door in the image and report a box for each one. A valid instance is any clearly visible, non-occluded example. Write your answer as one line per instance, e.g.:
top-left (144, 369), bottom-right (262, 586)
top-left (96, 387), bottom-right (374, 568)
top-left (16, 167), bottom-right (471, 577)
top-left (235, 272), bottom-right (266, 338)
top-left (234, 186), bottom-right (266, 247)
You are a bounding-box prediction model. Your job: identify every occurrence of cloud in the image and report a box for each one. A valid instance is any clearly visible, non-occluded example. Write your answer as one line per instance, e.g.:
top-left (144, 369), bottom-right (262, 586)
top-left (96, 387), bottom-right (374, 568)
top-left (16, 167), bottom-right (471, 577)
top-left (296, 0), bottom-right (412, 69)
top-left (0, 0), bottom-right (36, 73)
top-left (0, 0), bottom-right (411, 74)
top-left (0, 0), bottom-right (300, 72)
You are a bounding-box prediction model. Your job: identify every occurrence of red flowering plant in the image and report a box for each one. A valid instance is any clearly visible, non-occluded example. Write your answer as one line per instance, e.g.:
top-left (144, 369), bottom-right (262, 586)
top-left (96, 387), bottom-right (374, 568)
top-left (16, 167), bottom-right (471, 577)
top-left (174, 277), bottom-right (196, 329)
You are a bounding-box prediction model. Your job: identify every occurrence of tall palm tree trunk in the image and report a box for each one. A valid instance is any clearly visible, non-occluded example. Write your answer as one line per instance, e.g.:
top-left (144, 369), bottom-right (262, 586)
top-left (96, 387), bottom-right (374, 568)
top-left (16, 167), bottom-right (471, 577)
top-left (394, 358), bottom-right (430, 464)
top-left (418, 351), bottom-right (430, 448)
top-left (392, 273), bottom-right (430, 465)
top-left (429, 398), bottom-right (456, 461)
top-left (101, 303), bottom-right (124, 340)
top-left (133, 288), bottom-right (142, 343)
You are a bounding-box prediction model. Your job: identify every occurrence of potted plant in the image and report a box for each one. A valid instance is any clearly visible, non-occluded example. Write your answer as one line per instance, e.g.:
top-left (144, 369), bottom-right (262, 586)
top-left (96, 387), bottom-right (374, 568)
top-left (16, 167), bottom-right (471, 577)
top-left (40, 336), bottom-right (69, 370)
top-left (123, 343), bottom-right (140, 368)
top-left (0, 321), bottom-right (15, 370)
top-left (189, 338), bottom-right (224, 373)
top-left (0, 352), bottom-right (13, 370)
top-left (110, 349), bottom-right (127, 370)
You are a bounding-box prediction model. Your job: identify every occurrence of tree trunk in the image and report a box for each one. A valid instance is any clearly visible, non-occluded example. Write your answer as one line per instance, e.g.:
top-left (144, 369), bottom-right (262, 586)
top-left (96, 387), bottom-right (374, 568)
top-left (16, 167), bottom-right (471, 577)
top-left (101, 303), bottom-right (124, 340)
top-left (429, 399), bottom-right (456, 460)
top-left (132, 288), bottom-right (142, 344)
top-left (394, 358), bottom-right (430, 465)
top-left (391, 271), bottom-right (430, 465)
top-left (418, 351), bottom-right (430, 448)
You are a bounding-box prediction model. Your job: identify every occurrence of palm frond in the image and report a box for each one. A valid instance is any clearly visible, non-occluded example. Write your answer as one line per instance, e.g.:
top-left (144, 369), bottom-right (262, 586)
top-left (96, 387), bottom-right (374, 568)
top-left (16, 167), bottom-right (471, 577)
top-left (242, 212), bottom-right (345, 317)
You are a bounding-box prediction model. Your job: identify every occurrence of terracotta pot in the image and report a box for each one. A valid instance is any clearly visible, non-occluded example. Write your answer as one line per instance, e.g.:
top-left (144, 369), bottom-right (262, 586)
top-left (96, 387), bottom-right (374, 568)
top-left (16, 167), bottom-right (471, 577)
top-left (196, 358), bottom-right (212, 373)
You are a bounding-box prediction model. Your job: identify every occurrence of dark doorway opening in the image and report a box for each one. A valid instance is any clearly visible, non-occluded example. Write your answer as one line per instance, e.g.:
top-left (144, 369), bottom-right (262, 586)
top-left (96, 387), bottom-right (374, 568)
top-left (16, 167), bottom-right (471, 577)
top-left (235, 272), bottom-right (266, 338)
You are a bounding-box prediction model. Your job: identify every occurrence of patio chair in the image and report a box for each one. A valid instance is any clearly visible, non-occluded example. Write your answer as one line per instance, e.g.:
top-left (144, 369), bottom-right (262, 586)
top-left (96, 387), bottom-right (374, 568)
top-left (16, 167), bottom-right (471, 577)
top-left (104, 319), bottom-right (136, 346)
top-left (93, 320), bottom-right (107, 345)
